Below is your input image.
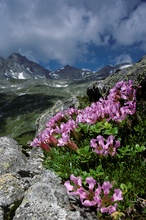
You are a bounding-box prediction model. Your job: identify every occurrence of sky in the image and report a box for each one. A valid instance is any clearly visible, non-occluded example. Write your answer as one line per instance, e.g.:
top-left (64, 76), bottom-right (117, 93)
top-left (0, 0), bottom-right (146, 71)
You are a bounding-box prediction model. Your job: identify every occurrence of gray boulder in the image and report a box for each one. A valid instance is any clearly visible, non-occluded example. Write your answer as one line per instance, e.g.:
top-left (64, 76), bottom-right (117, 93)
top-left (14, 171), bottom-right (97, 220)
top-left (0, 136), bottom-right (97, 220)
top-left (0, 137), bottom-right (27, 175)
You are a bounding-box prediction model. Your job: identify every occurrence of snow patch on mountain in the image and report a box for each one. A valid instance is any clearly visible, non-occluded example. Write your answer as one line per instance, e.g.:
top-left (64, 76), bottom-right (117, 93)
top-left (34, 75), bottom-right (45, 79)
top-left (26, 67), bottom-right (33, 73)
top-left (82, 68), bottom-right (91, 71)
top-left (119, 64), bottom-right (133, 70)
top-left (51, 73), bottom-right (60, 79)
top-left (53, 83), bottom-right (68, 87)
top-left (6, 69), bottom-right (31, 79)
top-left (18, 72), bottom-right (27, 79)
top-left (82, 71), bottom-right (85, 76)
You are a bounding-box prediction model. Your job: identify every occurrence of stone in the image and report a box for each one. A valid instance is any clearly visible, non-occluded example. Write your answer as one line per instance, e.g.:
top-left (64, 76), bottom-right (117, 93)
top-left (14, 171), bottom-right (72, 220)
top-left (0, 136), bottom-right (98, 220)
top-left (14, 170), bottom-right (97, 220)
top-left (0, 173), bottom-right (24, 207)
top-left (0, 137), bottom-right (27, 175)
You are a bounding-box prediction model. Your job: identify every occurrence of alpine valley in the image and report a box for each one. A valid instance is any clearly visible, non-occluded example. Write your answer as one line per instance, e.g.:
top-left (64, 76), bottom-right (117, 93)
top-left (0, 52), bottom-right (143, 146)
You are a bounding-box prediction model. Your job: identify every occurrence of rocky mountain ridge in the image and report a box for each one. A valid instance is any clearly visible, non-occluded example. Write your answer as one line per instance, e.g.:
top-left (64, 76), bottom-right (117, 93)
top-left (0, 53), bottom-right (132, 82)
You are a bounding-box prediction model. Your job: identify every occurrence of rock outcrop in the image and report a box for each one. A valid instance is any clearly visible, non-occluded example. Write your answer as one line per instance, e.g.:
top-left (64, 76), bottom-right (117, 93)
top-left (0, 137), bottom-right (97, 220)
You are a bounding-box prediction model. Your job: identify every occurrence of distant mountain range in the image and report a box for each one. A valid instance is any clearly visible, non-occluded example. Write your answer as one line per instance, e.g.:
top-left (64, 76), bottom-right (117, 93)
top-left (0, 53), bottom-right (132, 82)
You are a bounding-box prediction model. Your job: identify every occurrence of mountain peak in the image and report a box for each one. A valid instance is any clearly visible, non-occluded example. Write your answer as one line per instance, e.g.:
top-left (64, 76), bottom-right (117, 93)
top-left (8, 52), bottom-right (23, 57)
top-left (7, 53), bottom-right (28, 63)
top-left (62, 64), bottom-right (79, 70)
top-left (0, 53), bottom-right (51, 79)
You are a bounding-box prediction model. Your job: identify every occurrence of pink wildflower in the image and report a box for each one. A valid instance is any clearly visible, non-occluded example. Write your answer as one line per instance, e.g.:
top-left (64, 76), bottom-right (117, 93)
top-left (102, 181), bottom-right (113, 195)
top-left (86, 177), bottom-right (96, 190)
top-left (112, 189), bottom-right (123, 201)
top-left (90, 135), bottom-right (120, 156)
top-left (64, 174), bottom-right (82, 196)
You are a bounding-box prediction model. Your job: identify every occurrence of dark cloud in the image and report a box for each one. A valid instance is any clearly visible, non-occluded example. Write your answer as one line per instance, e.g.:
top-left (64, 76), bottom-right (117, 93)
top-left (0, 0), bottom-right (145, 65)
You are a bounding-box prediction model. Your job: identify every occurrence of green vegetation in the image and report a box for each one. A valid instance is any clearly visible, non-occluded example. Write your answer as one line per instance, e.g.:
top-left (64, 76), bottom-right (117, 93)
top-left (38, 81), bottom-right (146, 219)
top-left (43, 114), bottom-right (146, 219)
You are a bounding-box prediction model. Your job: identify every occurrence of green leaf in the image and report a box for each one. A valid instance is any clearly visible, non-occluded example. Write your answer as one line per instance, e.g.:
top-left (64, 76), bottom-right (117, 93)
top-left (104, 121), bottom-right (112, 129)
top-left (135, 144), bottom-right (146, 152)
top-left (120, 183), bottom-right (128, 194)
top-left (104, 127), bottom-right (118, 135)
top-left (77, 145), bottom-right (90, 156)
top-left (76, 122), bottom-right (90, 133)
top-left (90, 123), bottom-right (103, 134)
top-left (118, 145), bottom-right (131, 156)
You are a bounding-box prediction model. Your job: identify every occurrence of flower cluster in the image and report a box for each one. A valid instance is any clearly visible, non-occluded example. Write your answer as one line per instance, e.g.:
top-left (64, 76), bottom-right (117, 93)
top-left (31, 80), bottom-right (136, 155)
top-left (31, 107), bottom-right (80, 150)
top-left (30, 80), bottom-right (137, 216)
top-left (76, 80), bottom-right (136, 124)
top-left (64, 174), bottom-right (123, 215)
top-left (90, 135), bottom-right (120, 156)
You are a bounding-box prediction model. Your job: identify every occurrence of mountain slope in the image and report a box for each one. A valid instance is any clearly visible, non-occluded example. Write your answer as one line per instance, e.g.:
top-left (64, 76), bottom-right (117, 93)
top-left (49, 65), bottom-right (92, 80)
